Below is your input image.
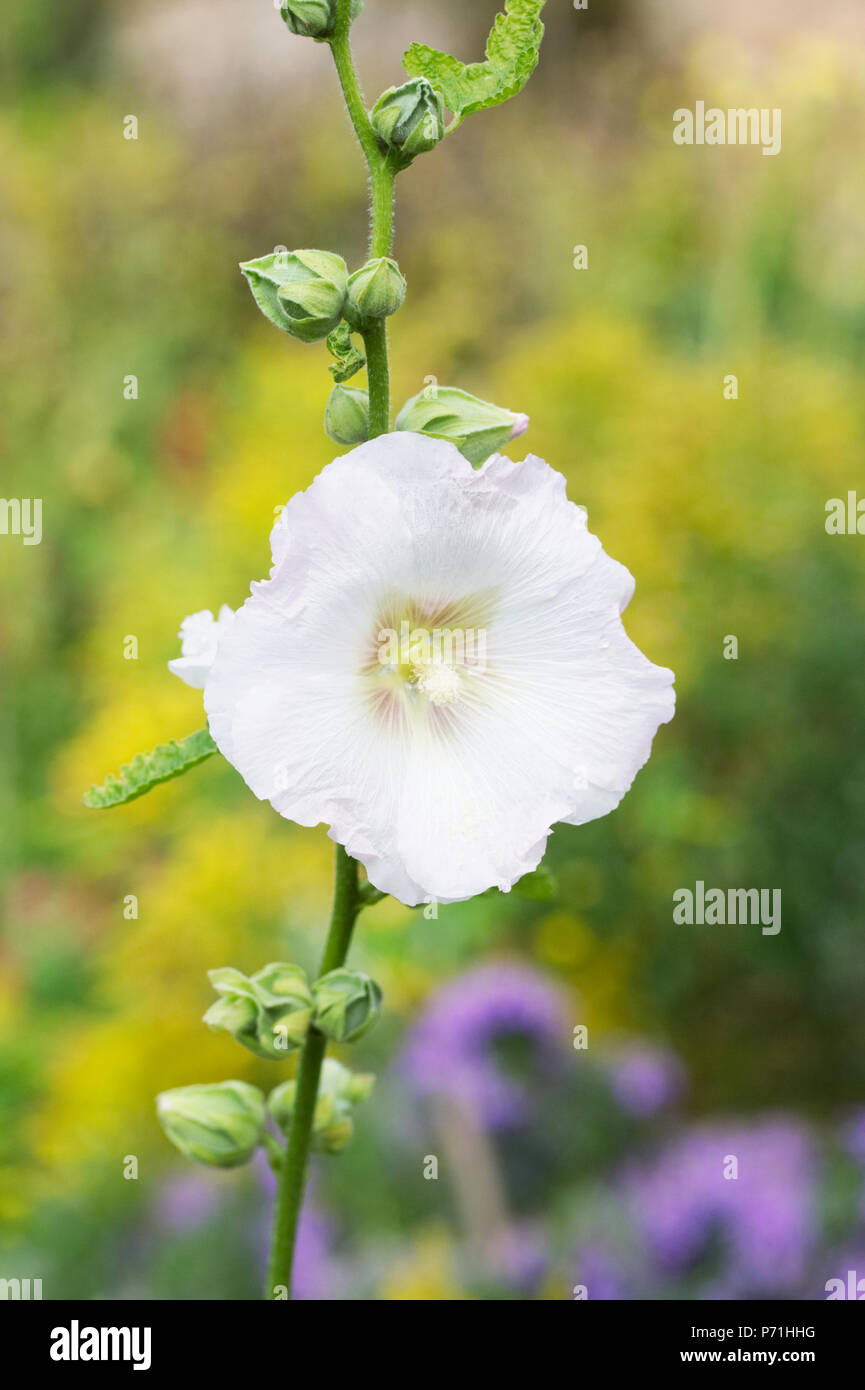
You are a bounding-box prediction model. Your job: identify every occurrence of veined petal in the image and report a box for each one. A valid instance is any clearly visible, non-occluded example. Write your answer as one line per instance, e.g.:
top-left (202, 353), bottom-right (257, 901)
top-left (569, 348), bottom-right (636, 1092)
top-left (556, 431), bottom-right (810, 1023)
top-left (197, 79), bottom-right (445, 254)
top-left (204, 434), bottom-right (674, 906)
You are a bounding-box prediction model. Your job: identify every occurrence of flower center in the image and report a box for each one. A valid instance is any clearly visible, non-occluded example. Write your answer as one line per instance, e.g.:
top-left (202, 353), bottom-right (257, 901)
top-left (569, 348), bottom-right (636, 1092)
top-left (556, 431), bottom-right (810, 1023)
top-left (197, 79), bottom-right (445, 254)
top-left (408, 644), bottom-right (463, 706)
top-left (363, 592), bottom-right (497, 721)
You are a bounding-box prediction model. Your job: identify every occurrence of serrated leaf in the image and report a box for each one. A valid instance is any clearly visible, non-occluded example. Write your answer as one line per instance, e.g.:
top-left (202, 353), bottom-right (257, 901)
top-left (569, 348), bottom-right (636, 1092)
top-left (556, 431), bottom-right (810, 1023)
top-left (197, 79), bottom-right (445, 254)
top-left (403, 0), bottom-right (545, 119)
top-left (83, 729), bottom-right (218, 809)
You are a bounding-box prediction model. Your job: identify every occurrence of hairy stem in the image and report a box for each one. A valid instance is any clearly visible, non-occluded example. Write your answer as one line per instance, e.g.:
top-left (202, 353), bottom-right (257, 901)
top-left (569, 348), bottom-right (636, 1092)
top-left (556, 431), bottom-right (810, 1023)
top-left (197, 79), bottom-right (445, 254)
top-left (265, 1), bottom-right (396, 1299)
top-left (363, 320), bottom-right (390, 437)
top-left (329, 4), bottom-right (396, 260)
top-left (265, 846), bottom-right (359, 1298)
top-left (330, 0), bottom-right (395, 431)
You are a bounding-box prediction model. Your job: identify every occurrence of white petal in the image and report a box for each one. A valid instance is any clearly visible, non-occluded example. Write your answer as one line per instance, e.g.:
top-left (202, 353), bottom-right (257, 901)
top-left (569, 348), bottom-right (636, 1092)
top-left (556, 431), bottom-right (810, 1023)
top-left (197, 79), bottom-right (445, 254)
top-left (204, 434), bottom-right (675, 906)
top-left (168, 606), bottom-right (235, 690)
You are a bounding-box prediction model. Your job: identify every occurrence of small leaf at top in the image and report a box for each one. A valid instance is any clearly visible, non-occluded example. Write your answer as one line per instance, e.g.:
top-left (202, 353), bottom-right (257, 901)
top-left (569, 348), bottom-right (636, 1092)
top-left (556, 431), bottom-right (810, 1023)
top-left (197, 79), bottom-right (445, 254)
top-left (403, 0), bottom-right (546, 120)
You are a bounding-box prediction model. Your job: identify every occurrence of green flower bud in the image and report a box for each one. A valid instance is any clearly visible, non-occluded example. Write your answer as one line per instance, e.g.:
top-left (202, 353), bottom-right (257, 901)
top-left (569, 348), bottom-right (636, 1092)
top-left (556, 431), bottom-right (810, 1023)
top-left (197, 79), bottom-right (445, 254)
top-left (156, 1081), bottom-right (266, 1168)
top-left (250, 962), bottom-right (311, 1010)
top-left (203, 992), bottom-right (258, 1038)
top-left (240, 249), bottom-right (347, 343)
top-left (279, 0), bottom-right (362, 40)
top-left (252, 962), bottom-right (314, 1054)
top-left (312, 968), bottom-right (382, 1042)
top-left (267, 1078), bottom-right (298, 1135)
top-left (370, 78), bottom-right (445, 164)
top-left (343, 258), bottom-right (406, 330)
top-left (395, 385), bottom-right (529, 467)
top-left (344, 1070), bottom-right (376, 1104)
top-left (325, 384), bottom-right (369, 446)
top-left (204, 963), bottom-right (312, 1059)
top-left (268, 1059), bottom-right (375, 1153)
top-left (316, 1114), bottom-right (354, 1154)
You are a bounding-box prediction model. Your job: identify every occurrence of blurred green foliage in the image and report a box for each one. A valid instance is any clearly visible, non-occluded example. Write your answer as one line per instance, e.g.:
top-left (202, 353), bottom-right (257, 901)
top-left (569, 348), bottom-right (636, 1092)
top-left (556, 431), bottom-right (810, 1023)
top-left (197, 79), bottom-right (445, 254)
top-left (2, 0), bottom-right (865, 1297)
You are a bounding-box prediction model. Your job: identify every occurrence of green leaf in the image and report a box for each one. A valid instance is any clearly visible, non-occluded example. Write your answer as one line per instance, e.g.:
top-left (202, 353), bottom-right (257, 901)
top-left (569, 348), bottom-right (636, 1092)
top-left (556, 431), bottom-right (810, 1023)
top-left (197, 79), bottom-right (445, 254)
top-left (403, 0), bottom-right (545, 120)
top-left (326, 321), bottom-right (366, 383)
top-left (83, 729), bottom-right (218, 809)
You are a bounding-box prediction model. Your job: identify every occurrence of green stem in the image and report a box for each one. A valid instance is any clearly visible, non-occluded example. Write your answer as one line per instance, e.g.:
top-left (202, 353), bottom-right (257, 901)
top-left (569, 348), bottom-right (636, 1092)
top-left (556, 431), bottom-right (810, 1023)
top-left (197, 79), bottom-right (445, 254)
top-left (265, 2), bottom-right (396, 1299)
top-left (329, 6), bottom-right (395, 260)
top-left (265, 846), bottom-right (359, 1299)
top-left (369, 157), bottom-right (396, 258)
top-left (363, 320), bottom-right (390, 437)
top-left (329, 0), bottom-right (395, 433)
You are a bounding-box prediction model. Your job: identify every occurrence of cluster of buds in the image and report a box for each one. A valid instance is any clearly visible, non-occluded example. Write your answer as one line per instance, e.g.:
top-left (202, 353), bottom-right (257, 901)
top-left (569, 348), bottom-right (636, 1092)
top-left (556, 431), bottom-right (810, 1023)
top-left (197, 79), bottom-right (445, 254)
top-left (203, 962), bottom-right (313, 1059)
top-left (269, 1059), bottom-right (375, 1154)
top-left (155, 960), bottom-right (382, 1168)
top-left (240, 248), bottom-right (406, 355)
top-left (204, 962), bottom-right (381, 1055)
top-left (156, 1061), bottom-right (375, 1167)
top-left (277, 8), bottom-right (445, 166)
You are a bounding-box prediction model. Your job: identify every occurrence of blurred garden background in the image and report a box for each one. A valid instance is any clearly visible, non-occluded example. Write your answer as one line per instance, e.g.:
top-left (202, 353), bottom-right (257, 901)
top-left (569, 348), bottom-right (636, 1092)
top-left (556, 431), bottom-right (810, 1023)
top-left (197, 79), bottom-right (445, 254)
top-left (2, 0), bottom-right (865, 1299)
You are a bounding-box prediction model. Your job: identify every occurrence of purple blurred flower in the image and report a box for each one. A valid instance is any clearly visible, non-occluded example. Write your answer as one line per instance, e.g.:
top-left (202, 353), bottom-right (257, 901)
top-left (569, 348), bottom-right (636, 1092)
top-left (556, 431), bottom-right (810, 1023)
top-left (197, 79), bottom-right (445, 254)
top-left (494, 1223), bottom-right (549, 1295)
top-left (253, 1150), bottom-right (340, 1299)
top-left (604, 1041), bottom-right (686, 1118)
top-left (399, 963), bottom-right (569, 1130)
top-left (573, 1242), bottom-right (633, 1301)
top-left (818, 1246), bottom-right (865, 1301)
top-left (151, 1171), bottom-right (224, 1233)
top-left (624, 1118), bottom-right (818, 1295)
top-left (292, 1205), bottom-right (338, 1301)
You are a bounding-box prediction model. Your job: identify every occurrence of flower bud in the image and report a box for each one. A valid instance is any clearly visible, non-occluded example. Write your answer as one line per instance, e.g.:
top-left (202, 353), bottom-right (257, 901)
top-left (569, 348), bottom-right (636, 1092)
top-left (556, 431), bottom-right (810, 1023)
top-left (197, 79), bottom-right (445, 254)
top-left (204, 963), bottom-right (312, 1059)
top-left (343, 258), bottom-right (406, 330)
top-left (156, 1081), bottom-right (266, 1168)
top-left (312, 968), bottom-right (382, 1042)
top-left (240, 249), bottom-right (347, 343)
top-left (325, 384), bottom-right (369, 446)
top-left (267, 1078), bottom-right (298, 1136)
top-left (395, 386), bottom-right (529, 467)
top-left (370, 78), bottom-right (445, 164)
top-left (279, 0), bottom-right (361, 40)
top-left (203, 992), bottom-right (259, 1039)
top-left (268, 1059), bottom-right (375, 1153)
top-left (252, 962), bottom-right (315, 1054)
top-left (315, 1113), bottom-right (354, 1154)
top-left (344, 1070), bottom-right (376, 1104)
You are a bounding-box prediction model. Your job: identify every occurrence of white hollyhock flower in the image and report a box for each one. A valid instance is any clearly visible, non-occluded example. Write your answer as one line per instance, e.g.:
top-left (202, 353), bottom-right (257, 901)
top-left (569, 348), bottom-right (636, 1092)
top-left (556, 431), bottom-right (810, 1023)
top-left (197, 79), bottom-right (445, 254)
top-left (168, 605), bottom-right (235, 689)
top-left (202, 433), bottom-right (674, 906)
